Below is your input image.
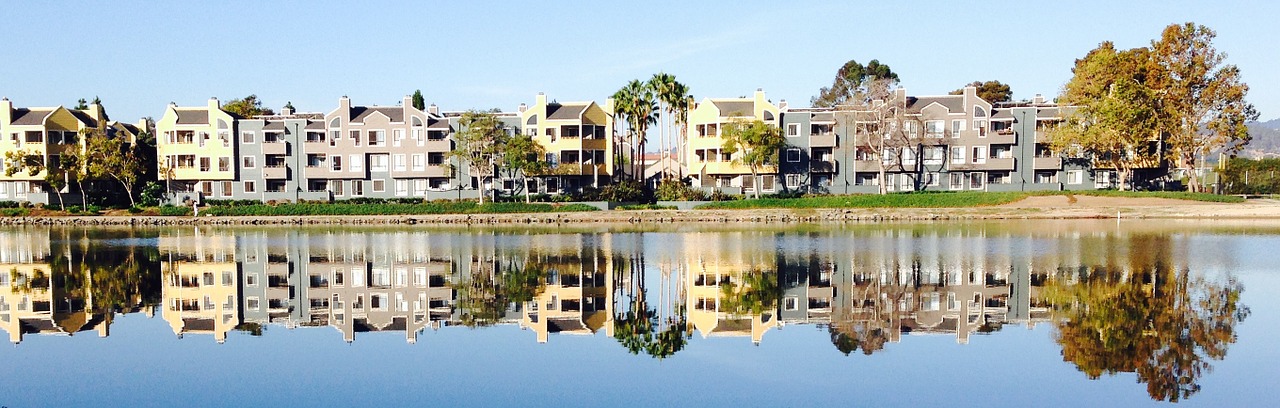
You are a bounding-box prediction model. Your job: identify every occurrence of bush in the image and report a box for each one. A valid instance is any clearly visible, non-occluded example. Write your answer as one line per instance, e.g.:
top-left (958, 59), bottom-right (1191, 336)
top-left (655, 178), bottom-right (707, 201)
top-left (0, 208), bottom-right (28, 216)
top-left (139, 182), bottom-right (165, 207)
top-left (159, 205), bottom-right (192, 216)
top-left (617, 204), bottom-right (677, 210)
top-left (708, 190), bottom-right (740, 202)
top-left (205, 199), bottom-right (263, 207)
top-left (198, 201), bottom-right (599, 216)
top-left (578, 180), bottom-right (650, 202)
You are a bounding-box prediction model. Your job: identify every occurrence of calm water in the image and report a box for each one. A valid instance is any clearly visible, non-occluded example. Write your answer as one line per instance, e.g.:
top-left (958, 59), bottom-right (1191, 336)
top-left (0, 221), bottom-right (1276, 407)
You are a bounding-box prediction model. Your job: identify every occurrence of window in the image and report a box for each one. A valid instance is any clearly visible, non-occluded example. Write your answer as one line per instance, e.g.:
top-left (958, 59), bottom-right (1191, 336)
top-left (926, 172), bottom-right (941, 186)
top-left (951, 119), bottom-right (962, 137)
top-left (393, 129), bottom-right (403, 146)
top-left (219, 157), bottom-right (231, 172)
top-left (923, 146), bottom-right (945, 165)
top-left (242, 131), bottom-right (256, 144)
top-left (925, 120), bottom-right (944, 137)
top-left (393, 154), bottom-right (406, 171)
top-left (395, 179), bottom-right (408, 196)
top-left (1035, 171), bottom-right (1057, 184)
top-left (786, 174), bottom-right (800, 188)
top-left (372, 180), bottom-right (385, 192)
top-left (369, 130), bottom-right (385, 146)
top-left (950, 172), bottom-right (965, 190)
top-left (330, 180), bottom-right (344, 196)
top-left (349, 129), bottom-right (360, 143)
top-left (221, 181), bottom-right (232, 196)
top-left (244, 181), bottom-right (256, 193)
top-left (369, 154), bottom-right (389, 172)
top-left (412, 154), bottom-right (424, 171)
top-left (428, 152), bottom-right (444, 166)
top-left (971, 146), bottom-right (987, 164)
top-left (242, 156), bottom-right (256, 169)
top-left (199, 157), bottom-right (211, 171)
top-left (976, 120), bottom-right (987, 137)
top-left (352, 181), bottom-right (364, 196)
top-left (1066, 170), bottom-right (1083, 185)
top-left (969, 172), bottom-right (985, 190)
top-left (786, 148), bottom-right (801, 162)
top-left (331, 155), bottom-right (342, 171)
top-left (950, 146), bottom-right (966, 164)
top-left (350, 154), bottom-right (362, 172)
top-left (787, 123), bottom-right (799, 137)
top-left (414, 179), bottom-right (427, 196)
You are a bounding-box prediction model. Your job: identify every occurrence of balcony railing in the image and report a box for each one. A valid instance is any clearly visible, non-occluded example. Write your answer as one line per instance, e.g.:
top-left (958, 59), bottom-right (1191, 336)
top-left (809, 133), bottom-right (838, 147)
top-left (810, 159), bottom-right (838, 173)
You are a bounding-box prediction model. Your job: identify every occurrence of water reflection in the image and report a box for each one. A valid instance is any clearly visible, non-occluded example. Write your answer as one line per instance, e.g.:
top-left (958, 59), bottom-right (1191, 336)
top-left (0, 225), bottom-right (1250, 402)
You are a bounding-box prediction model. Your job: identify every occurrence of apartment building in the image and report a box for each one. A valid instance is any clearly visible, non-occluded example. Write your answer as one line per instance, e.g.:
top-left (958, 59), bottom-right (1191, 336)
top-left (519, 92), bottom-right (614, 192)
top-left (156, 98), bottom-right (241, 203)
top-left (685, 89), bottom-right (782, 195)
top-left (159, 230), bottom-right (240, 343)
top-left (0, 98), bottom-right (145, 204)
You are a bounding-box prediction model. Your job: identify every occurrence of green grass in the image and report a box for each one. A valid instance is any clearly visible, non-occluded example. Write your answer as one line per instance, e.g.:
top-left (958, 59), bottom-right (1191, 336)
top-left (694, 190), bottom-right (1243, 210)
top-left (616, 204), bottom-right (678, 210)
top-left (0, 208), bottom-right (28, 216)
top-left (200, 202), bottom-right (598, 216)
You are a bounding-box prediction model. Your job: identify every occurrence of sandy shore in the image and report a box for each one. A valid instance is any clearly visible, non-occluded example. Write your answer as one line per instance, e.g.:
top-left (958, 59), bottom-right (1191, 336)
top-left (1, 196), bottom-right (1278, 226)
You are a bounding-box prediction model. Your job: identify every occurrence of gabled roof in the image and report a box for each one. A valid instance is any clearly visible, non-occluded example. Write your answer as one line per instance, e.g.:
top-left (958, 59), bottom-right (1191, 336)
top-left (351, 106), bottom-right (404, 123)
top-left (10, 108), bottom-right (53, 126)
top-left (1037, 107), bottom-right (1062, 119)
top-left (991, 109), bottom-right (1014, 120)
top-left (811, 112), bottom-right (835, 123)
top-left (69, 110), bottom-right (99, 127)
top-left (547, 318), bottom-right (585, 333)
top-left (545, 103), bottom-right (590, 120)
top-left (182, 318), bottom-right (215, 331)
top-left (263, 121), bottom-right (286, 131)
top-left (711, 100), bottom-right (755, 116)
top-left (305, 120), bottom-right (325, 130)
top-left (906, 96), bottom-right (963, 114)
top-left (427, 117), bottom-right (451, 130)
top-left (175, 109), bottom-right (209, 125)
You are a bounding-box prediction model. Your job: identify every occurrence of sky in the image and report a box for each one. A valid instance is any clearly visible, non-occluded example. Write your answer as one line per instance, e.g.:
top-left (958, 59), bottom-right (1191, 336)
top-left (2, 1), bottom-right (1278, 128)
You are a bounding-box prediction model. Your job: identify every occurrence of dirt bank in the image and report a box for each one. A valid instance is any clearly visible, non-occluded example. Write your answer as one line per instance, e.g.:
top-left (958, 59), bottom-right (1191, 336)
top-left (0, 197), bottom-right (1277, 227)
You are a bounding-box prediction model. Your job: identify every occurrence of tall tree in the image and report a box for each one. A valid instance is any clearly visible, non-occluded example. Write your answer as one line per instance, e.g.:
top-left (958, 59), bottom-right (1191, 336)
top-left (1150, 23), bottom-right (1258, 192)
top-left (220, 95), bottom-right (275, 117)
top-left (721, 118), bottom-right (787, 199)
top-left (83, 127), bottom-right (147, 206)
top-left (949, 80), bottom-right (1014, 103)
top-left (500, 133), bottom-right (548, 203)
top-left (1050, 43), bottom-right (1159, 190)
top-left (74, 98), bottom-right (89, 110)
top-left (448, 110), bottom-right (508, 204)
top-left (649, 73), bottom-right (677, 178)
top-left (812, 59), bottom-right (899, 108)
top-left (411, 90), bottom-right (426, 110)
top-left (612, 80), bottom-right (658, 181)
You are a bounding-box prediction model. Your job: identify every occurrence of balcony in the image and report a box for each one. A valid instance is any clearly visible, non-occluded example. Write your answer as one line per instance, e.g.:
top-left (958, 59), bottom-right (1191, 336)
top-left (986, 132), bottom-right (1017, 145)
top-left (809, 133), bottom-right (838, 147)
top-left (851, 160), bottom-right (880, 172)
top-left (810, 159), bottom-right (838, 173)
top-left (1033, 156), bottom-right (1062, 169)
top-left (1035, 130), bottom-right (1050, 143)
top-left (262, 140), bottom-right (289, 155)
top-left (971, 157), bottom-right (1016, 171)
top-left (262, 164), bottom-right (289, 179)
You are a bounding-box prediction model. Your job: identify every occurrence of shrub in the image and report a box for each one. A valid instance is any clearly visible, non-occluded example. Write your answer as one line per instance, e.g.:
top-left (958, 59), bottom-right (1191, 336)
top-left (139, 182), bottom-right (165, 207)
top-left (578, 180), bottom-right (650, 202)
top-left (708, 190), bottom-right (739, 202)
top-left (617, 204), bottom-right (677, 210)
top-left (655, 178), bottom-right (707, 201)
top-left (127, 206), bottom-right (144, 214)
top-left (159, 205), bottom-right (192, 216)
top-left (0, 208), bottom-right (28, 216)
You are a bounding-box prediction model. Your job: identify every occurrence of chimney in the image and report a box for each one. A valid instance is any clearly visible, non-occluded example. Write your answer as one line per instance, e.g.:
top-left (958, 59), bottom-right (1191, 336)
top-left (339, 95), bottom-right (351, 112)
top-left (0, 97), bottom-right (11, 125)
top-left (778, 99), bottom-right (788, 111)
top-left (535, 92), bottom-right (547, 108)
top-left (428, 103), bottom-right (438, 115)
top-left (281, 104), bottom-right (294, 116)
top-left (208, 97), bottom-right (220, 111)
top-left (402, 95), bottom-right (414, 110)
top-left (518, 103), bottom-right (527, 113)
top-left (1033, 94), bottom-right (1045, 104)
top-left (964, 85), bottom-right (978, 102)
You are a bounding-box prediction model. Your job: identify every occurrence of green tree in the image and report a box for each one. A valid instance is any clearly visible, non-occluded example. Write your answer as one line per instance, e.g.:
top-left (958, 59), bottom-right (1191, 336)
top-left (74, 98), bottom-right (89, 110)
top-left (500, 133), bottom-right (548, 202)
top-left (718, 269), bottom-right (780, 316)
top-left (220, 95), bottom-right (275, 118)
top-left (1150, 23), bottom-right (1258, 192)
top-left (721, 119), bottom-right (787, 199)
top-left (648, 73), bottom-right (691, 179)
top-left (812, 59), bottom-right (899, 108)
top-left (1049, 43), bottom-right (1160, 190)
top-left (949, 80), bottom-right (1013, 103)
top-left (83, 127), bottom-right (147, 206)
top-left (411, 90), bottom-right (425, 110)
top-left (448, 110), bottom-right (508, 204)
top-left (612, 80), bottom-right (659, 181)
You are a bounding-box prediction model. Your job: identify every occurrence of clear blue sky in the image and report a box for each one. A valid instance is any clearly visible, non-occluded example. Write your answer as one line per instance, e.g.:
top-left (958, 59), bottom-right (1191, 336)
top-left (3, 1), bottom-right (1277, 127)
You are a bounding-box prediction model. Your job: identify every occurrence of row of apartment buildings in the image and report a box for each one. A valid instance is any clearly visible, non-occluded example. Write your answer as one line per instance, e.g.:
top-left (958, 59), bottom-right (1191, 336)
top-left (0, 86), bottom-right (1165, 204)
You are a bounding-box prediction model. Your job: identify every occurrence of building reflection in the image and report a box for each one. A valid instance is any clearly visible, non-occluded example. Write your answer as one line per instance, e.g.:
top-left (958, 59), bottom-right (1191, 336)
top-left (0, 226), bottom-right (1248, 402)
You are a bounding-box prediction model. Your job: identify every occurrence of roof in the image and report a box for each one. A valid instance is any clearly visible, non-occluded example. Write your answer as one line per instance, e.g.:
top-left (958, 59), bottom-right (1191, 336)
top-left (305, 120), bottom-right (325, 130)
top-left (10, 108), bottom-right (53, 126)
top-left (906, 96), bottom-right (963, 113)
top-left (175, 109), bottom-right (209, 125)
top-left (263, 121), bottom-right (286, 131)
top-left (547, 318), bottom-right (585, 333)
top-left (1037, 107), bottom-right (1062, 119)
top-left (991, 109), bottom-right (1014, 119)
top-left (351, 106), bottom-right (404, 123)
top-left (427, 117), bottom-right (451, 130)
top-left (811, 112), bottom-right (835, 123)
top-left (182, 318), bottom-right (215, 331)
top-left (711, 100), bottom-right (755, 116)
top-left (19, 318), bottom-right (58, 333)
top-left (69, 110), bottom-right (99, 127)
top-left (546, 103), bottom-right (589, 120)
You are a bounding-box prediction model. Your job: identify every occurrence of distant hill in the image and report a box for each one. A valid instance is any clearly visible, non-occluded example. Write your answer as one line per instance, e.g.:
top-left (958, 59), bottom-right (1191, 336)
top-left (1242, 121), bottom-right (1280, 159)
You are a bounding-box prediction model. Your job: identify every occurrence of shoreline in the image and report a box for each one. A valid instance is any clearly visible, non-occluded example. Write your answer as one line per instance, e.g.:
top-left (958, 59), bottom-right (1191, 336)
top-left (2, 198), bottom-right (1278, 226)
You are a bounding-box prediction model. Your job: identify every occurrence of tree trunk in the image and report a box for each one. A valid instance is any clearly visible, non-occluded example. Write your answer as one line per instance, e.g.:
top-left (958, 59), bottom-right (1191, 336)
top-left (523, 175), bottom-right (532, 203)
top-left (77, 178), bottom-right (87, 208)
top-left (477, 171), bottom-right (486, 205)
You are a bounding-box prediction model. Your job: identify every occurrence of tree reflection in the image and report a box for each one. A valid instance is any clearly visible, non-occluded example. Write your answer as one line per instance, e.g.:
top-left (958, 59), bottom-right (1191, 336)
top-left (1044, 235), bottom-right (1250, 402)
top-left (455, 258), bottom-right (548, 328)
top-left (613, 254), bottom-right (689, 359)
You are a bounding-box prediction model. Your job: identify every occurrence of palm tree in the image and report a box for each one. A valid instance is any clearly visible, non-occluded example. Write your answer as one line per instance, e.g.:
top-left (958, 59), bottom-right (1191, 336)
top-left (670, 83), bottom-right (692, 178)
top-left (613, 80), bottom-right (658, 182)
top-left (611, 86), bottom-right (634, 182)
top-left (649, 73), bottom-right (677, 178)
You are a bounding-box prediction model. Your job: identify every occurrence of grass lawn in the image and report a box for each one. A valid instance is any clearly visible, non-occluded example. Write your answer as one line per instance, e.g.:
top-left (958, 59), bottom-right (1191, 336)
top-left (695, 190), bottom-right (1243, 210)
top-left (201, 202), bottom-right (599, 216)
